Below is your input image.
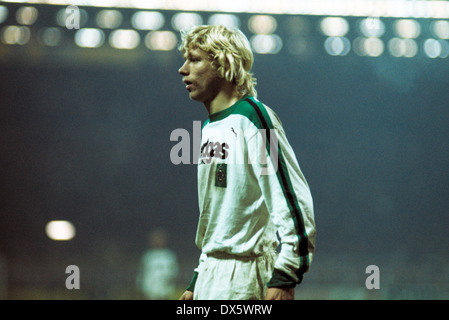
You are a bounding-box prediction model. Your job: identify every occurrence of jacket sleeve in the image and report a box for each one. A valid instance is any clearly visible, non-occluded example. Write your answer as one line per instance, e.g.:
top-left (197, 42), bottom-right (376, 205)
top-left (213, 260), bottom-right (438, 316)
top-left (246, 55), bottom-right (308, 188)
top-left (186, 252), bottom-right (206, 291)
top-left (247, 115), bottom-right (316, 287)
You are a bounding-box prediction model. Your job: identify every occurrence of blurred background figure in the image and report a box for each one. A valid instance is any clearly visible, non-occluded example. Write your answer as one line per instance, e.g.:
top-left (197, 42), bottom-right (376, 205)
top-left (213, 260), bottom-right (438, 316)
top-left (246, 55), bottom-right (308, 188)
top-left (136, 228), bottom-right (178, 300)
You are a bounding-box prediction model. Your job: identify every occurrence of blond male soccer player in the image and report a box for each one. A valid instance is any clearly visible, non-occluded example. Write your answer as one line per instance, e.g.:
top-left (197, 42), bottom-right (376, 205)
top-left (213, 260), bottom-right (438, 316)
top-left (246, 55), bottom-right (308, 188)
top-left (178, 25), bottom-right (316, 300)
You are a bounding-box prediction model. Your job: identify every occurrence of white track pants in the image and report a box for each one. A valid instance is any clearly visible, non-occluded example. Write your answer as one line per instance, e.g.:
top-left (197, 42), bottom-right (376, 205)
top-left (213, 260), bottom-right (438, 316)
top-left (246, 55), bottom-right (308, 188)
top-left (193, 251), bottom-right (276, 300)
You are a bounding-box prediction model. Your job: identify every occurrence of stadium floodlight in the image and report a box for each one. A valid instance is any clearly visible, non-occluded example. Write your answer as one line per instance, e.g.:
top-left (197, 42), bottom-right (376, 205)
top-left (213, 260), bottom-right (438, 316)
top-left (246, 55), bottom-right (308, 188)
top-left (45, 220), bottom-right (76, 241)
top-left (1, 0), bottom-right (449, 19)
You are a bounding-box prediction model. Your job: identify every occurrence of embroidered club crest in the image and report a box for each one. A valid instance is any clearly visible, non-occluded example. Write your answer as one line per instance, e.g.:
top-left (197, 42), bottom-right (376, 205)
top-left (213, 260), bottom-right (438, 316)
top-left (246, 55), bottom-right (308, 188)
top-left (215, 163), bottom-right (227, 188)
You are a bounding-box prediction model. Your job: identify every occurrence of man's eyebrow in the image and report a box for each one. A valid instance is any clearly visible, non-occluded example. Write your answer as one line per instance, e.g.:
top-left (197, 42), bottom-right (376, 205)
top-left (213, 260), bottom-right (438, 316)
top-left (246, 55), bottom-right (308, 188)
top-left (186, 52), bottom-right (202, 61)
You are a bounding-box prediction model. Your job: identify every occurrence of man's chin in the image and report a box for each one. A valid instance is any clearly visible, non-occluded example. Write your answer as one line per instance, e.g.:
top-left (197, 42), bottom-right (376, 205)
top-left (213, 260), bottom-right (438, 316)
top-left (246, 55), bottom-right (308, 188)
top-left (188, 92), bottom-right (201, 102)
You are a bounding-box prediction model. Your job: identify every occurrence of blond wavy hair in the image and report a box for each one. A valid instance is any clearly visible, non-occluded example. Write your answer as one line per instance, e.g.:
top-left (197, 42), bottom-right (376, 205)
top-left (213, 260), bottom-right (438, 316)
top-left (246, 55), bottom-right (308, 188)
top-left (179, 25), bottom-right (257, 98)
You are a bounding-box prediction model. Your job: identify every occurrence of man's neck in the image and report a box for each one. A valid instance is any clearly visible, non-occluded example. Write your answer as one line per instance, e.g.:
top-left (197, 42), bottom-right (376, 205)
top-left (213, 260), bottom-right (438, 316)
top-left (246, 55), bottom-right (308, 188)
top-left (204, 85), bottom-right (240, 115)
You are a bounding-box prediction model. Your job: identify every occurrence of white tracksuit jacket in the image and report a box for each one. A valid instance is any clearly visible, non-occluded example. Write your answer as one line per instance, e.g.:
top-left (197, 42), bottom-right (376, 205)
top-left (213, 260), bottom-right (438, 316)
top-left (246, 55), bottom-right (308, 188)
top-left (188, 96), bottom-right (316, 290)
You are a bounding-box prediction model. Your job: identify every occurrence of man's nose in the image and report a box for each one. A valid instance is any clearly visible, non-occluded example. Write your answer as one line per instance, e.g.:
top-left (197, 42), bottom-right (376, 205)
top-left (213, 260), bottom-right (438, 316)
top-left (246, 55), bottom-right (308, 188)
top-left (178, 61), bottom-right (188, 75)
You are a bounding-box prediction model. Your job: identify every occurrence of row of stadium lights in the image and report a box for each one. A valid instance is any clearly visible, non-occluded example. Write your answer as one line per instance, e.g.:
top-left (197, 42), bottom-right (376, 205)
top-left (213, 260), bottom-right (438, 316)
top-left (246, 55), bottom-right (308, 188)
top-left (1, 5), bottom-right (449, 58)
top-left (321, 16), bottom-right (449, 58)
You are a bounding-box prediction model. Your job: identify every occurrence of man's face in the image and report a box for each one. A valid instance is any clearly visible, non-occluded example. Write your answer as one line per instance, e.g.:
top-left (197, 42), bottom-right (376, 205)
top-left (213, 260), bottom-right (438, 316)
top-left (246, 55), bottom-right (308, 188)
top-left (178, 47), bottom-right (223, 104)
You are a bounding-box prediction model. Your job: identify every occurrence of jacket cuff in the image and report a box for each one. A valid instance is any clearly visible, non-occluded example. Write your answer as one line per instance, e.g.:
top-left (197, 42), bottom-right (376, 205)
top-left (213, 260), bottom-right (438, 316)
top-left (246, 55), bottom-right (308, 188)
top-left (186, 271), bottom-right (199, 292)
top-left (267, 269), bottom-right (302, 288)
